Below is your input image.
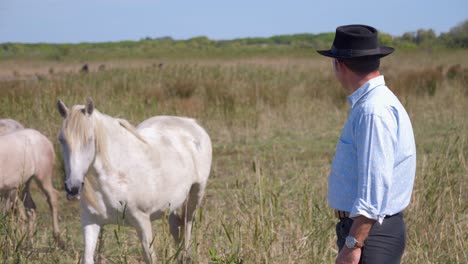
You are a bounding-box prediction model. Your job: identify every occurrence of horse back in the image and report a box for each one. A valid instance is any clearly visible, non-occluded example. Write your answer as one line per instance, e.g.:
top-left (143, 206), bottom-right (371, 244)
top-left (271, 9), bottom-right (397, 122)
top-left (137, 116), bottom-right (212, 183)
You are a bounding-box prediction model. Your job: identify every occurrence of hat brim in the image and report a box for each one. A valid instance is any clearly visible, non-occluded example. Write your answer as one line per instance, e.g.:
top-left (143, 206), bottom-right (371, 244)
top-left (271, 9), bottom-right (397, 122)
top-left (316, 46), bottom-right (394, 59)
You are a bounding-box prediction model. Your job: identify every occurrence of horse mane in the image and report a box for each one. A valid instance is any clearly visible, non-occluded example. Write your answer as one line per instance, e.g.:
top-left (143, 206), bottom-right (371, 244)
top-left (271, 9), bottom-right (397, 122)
top-left (64, 106), bottom-right (148, 164)
top-left (63, 106), bottom-right (93, 151)
top-left (117, 119), bottom-right (148, 145)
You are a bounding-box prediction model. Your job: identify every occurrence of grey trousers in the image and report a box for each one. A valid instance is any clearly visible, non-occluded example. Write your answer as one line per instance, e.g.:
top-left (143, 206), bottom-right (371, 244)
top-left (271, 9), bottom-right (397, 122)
top-left (335, 212), bottom-right (406, 264)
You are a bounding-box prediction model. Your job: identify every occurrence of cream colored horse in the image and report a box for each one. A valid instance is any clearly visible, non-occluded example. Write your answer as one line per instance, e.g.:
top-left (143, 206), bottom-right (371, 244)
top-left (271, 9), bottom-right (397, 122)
top-left (0, 128), bottom-right (62, 246)
top-left (57, 98), bottom-right (212, 264)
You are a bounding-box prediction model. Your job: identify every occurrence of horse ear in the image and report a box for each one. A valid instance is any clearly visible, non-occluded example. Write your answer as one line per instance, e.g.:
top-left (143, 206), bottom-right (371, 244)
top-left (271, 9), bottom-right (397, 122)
top-left (57, 100), bottom-right (68, 118)
top-left (85, 97), bottom-right (94, 115)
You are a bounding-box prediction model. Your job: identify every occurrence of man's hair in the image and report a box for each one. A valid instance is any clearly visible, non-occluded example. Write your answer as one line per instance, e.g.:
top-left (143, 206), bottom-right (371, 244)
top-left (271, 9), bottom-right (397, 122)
top-left (339, 56), bottom-right (380, 75)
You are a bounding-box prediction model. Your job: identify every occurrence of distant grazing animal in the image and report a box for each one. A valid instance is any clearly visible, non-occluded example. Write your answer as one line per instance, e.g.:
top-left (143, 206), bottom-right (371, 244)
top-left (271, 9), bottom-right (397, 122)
top-left (57, 98), bottom-right (212, 264)
top-left (0, 118), bottom-right (24, 135)
top-left (80, 64), bottom-right (89, 73)
top-left (0, 129), bottom-right (62, 246)
top-left (152, 62), bottom-right (164, 69)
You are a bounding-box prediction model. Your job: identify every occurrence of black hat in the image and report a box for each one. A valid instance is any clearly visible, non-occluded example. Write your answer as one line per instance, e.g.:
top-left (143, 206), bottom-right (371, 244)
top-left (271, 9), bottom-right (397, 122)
top-left (317, 24), bottom-right (394, 59)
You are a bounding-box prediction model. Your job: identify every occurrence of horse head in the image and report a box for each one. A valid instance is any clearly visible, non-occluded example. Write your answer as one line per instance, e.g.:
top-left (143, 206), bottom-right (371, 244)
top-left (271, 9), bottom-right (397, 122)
top-left (57, 98), bottom-right (95, 200)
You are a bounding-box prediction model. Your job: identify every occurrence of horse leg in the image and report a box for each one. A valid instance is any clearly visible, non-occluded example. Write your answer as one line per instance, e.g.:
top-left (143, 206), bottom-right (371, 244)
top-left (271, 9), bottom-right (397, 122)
top-left (168, 212), bottom-right (182, 245)
top-left (82, 216), bottom-right (101, 264)
top-left (180, 183), bottom-right (203, 263)
top-left (20, 179), bottom-right (36, 245)
top-left (3, 188), bottom-right (29, 237)
top-left (0, 192), bottom-right (6, 215)
top-left (34, 176), bottom-right (63, 247)
top-left (131, 212), bottom-right (156, 264)
top-left (1, 190), bottom-right (18, 216)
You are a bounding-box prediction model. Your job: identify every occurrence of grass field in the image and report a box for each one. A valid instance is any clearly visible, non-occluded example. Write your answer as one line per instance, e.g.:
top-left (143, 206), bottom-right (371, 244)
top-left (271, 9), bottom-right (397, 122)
top-left (0, 50), bottom-right (467, 263)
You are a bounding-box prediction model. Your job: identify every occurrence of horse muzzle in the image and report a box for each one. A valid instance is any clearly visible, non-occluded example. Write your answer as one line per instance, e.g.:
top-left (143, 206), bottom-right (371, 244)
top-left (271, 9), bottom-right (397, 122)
top-left (64, 182), bottom-right (83, 200)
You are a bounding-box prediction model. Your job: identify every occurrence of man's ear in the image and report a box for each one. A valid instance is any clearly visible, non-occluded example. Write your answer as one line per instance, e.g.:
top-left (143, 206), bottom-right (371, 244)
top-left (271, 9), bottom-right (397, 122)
top-left (333, 59), bottom-right (341, 73)
top-left (337, 59), bottom-right (351, 75)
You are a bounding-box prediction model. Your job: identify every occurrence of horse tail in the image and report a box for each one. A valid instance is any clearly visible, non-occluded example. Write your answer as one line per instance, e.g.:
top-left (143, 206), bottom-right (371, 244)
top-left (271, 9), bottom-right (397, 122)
top-left (194, 120), bottom-right (212, 184)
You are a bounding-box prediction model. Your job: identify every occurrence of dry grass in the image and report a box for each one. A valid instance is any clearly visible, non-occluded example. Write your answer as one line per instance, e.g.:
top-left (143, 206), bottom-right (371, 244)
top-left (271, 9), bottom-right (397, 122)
top-left (0, 51), bottom-right (467, 263)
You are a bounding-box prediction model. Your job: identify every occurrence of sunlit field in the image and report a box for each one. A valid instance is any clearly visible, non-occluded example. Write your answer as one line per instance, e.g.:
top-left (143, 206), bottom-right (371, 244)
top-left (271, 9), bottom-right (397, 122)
top-left (0, 50), bottom-right (466, 263)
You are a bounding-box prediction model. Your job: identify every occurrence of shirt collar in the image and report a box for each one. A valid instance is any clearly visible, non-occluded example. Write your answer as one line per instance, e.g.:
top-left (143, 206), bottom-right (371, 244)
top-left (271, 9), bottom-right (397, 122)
top-left (347, 75), bottom-right (386, 108)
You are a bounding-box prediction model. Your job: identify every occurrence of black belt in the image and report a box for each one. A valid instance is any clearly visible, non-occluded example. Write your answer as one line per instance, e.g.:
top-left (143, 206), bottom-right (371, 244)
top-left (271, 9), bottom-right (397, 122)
top-left (334, 210), bottom-right (402, 220)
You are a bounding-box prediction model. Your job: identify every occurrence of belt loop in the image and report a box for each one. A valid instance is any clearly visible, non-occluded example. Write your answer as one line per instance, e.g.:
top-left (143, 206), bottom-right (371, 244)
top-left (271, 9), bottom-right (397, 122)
top-left (334, 209), bottom-right (350, 219)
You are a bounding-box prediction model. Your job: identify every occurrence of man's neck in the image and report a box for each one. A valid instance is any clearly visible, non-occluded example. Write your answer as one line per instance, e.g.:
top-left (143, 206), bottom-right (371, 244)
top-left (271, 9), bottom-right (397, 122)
top-left (348, 71), bottom-right (381, 94)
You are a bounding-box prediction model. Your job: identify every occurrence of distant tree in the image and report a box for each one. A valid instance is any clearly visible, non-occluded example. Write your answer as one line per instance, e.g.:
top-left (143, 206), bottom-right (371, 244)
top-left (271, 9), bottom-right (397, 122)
top-left (440, 19), bottom-right (468, 48)
top-left (243, 37), bottom-right (274, 45)
top-left (187, 36), bottom-right (213, 47)
top-left (390, 32), bottom-right (417, 49)
top-left (378, 32), bottom-right (393, 46)
top-left (415, 29), bottom-right (436, 45)
top-left (270, 35), bottom-right (290, 45)
top-left (401, 32), bottom-right (415, 42)
top-left (154, 36), bottom-right (174, 43)
top-left (311, 33), bottom-right (335, 49)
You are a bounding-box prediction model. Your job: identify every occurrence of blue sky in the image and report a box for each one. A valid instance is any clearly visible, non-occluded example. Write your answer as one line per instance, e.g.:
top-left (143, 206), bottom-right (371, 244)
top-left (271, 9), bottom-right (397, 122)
top-left (1, 0), bottom-right (467, 43)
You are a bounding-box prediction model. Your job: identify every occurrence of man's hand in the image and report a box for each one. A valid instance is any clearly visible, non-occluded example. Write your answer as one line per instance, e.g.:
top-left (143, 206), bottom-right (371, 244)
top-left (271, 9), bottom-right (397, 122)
top-left (335, 215), bottom-right (375, 264)
top-left (336, 247), bottom-right (361, 264)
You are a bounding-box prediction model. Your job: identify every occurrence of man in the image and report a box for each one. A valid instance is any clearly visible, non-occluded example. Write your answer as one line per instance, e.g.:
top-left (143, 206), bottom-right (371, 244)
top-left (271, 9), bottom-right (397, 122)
top-left (317, 25), bottom-right (416, 264)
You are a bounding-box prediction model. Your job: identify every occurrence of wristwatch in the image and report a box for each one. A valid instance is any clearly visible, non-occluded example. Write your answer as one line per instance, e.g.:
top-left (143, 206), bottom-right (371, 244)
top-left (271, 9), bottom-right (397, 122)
top-left (345, 236), bottom-right (364, 249)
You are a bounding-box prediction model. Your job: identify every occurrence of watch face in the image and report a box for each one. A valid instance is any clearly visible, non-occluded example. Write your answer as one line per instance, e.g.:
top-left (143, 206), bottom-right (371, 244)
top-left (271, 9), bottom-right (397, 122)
top-left (345, 236), bottom-right (357, 248)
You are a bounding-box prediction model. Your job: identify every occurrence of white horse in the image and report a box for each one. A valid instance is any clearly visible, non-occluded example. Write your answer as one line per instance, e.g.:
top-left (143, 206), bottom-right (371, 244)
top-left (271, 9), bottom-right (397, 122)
top-left (57, 98), bottom-right (212, 264)
top-left (0, 118), bottom-right (24, 135)
top-left (0, 128), bottom-right (62, 246)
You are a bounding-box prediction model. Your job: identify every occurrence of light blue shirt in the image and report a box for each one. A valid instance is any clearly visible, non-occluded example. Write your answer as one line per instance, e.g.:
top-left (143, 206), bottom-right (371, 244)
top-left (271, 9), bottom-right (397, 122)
top-left (328, 75), bottom-right (416, 223)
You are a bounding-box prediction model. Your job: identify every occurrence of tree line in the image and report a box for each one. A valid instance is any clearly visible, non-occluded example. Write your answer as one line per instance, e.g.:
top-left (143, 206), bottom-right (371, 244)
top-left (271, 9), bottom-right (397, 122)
top-left (1, 20), bottom-right (466, 61)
